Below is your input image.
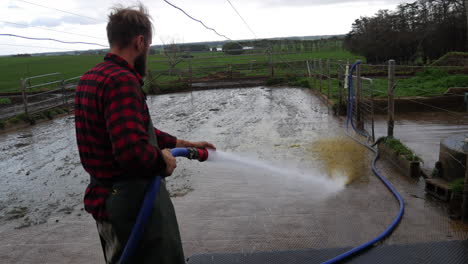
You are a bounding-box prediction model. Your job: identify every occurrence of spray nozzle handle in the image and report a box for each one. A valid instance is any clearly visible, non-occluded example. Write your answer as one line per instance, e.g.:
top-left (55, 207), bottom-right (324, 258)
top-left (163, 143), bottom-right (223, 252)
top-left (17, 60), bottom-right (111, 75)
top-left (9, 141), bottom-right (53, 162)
top-left (186, 147), bottom-right (209, 162)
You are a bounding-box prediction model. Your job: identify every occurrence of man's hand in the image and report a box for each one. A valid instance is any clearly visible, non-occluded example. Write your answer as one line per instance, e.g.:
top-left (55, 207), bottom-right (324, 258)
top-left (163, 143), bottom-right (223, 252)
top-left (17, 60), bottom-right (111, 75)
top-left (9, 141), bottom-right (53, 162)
top-left (190, 141), bottom-right (216, 150)
top-left (161, 148), bottom-right (177, 176)
top-left (176, 139), bottom-right (216, 150)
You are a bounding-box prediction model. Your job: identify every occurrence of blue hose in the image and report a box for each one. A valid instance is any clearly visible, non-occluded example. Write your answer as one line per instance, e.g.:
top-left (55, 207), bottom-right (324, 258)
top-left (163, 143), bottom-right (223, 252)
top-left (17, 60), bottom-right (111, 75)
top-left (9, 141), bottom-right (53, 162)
top-left (118, 148), bottom-right (191, 264)
top-left (321, 61), bottom-right (405, 264)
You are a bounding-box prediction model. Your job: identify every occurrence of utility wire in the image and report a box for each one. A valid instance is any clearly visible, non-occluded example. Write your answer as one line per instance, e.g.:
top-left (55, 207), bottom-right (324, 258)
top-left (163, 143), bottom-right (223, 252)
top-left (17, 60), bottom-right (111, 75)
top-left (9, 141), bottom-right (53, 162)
top-left (162, 0), bottom-right (231, 40)
top-left (16, 0), bottom-right (104, 23)
top-left (0, 33), bottom-right (108, 47)
top-left (0, 43), bottom-right (71, 50)
top-left (225, 0), bottom-right (257, 38)
top-left (0, 20), bottom-right (106, 40)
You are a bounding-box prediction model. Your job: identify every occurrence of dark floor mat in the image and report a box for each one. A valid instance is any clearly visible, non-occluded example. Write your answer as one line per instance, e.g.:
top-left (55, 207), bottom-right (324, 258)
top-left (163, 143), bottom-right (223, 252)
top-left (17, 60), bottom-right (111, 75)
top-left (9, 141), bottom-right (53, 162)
top-left (187, 240), bottom-right (468, 264)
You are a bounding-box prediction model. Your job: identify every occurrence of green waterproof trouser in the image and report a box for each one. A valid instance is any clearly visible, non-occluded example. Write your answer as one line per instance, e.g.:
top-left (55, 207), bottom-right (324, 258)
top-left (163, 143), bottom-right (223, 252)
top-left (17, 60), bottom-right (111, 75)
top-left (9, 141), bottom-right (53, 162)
top-left (96, 116), bottom-right (184, 264)
top-left (96, 179), bottom-right (186, 264)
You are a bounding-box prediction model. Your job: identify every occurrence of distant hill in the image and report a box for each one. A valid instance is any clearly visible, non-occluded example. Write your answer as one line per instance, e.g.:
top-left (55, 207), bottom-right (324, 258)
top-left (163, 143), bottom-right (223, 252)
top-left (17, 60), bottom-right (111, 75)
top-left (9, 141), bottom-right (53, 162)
top-left (17, 34), bottom-right (344, 57)
top-left (150, 34), bottom-right (344, 50)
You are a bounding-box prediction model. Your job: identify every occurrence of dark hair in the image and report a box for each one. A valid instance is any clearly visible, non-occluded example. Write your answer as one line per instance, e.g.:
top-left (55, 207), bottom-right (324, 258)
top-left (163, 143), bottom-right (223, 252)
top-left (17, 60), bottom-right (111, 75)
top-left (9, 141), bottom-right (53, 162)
top-left (107, 3), bottom-right (152, 49)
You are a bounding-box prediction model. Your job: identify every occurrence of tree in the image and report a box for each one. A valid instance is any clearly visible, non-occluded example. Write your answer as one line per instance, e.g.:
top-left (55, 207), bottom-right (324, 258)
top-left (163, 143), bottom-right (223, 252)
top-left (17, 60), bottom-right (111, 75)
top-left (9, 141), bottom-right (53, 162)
top-left (465, 0), bottom-right (468, 50)
top-left (162, 41), bottom-right (182, 75)
top-left (343, 0), bottom-right (467, 64)
top-left (222, 42), bottom-right (244, 55)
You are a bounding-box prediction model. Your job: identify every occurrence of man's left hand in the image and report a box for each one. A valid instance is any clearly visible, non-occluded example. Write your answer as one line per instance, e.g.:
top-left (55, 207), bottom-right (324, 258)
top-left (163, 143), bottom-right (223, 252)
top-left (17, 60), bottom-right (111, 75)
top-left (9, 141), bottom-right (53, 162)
top-left (190, 141), bottom-right (216, 150)
top-left (177, 139), bottom-right (216, 150)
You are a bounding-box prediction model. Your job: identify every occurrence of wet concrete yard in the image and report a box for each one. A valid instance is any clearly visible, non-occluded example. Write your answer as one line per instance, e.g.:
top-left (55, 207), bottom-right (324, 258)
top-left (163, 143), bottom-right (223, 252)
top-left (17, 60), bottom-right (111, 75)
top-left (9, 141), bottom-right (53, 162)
top-left (0, 87), bottom-right (467, 263)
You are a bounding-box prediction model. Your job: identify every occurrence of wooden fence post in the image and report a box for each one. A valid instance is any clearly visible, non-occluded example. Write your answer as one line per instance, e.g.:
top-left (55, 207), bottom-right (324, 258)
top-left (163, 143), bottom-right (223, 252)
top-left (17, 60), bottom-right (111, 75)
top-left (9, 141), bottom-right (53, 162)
top-left (356, 63), bottom-right (363, 130)
top-left (319, 59), bottom-right (323, 93)
top-left (269, 52), bottom-right (274, 77)
top-left (327, 59), bottom-right (331, 99)
top-left (61, 79), bottom-right (66, 107)
top-left (306, 60), bottom-right (311, 78)
top-left (21, 79), bottom-right (29, 119)
top-left (189, 59), bottom-right (193, 88)
top-left (338, 60), bottom-right (343, 112)
top-left (313, 58), bottom-right (317, 89)
top-left (463, 151), bottom-right (468, 223)
top-left (388, 59), bottom-right (395, 137)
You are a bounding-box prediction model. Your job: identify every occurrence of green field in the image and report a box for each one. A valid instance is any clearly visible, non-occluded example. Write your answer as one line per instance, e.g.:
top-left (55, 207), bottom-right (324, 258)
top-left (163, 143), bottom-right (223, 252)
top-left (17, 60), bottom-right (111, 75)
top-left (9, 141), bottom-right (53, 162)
top-left (307, 68), bottom-right (468, 101)
top-left (0, 49), bottom-right (362, 93)
top-left (3, 49), bottom-right (464, 98)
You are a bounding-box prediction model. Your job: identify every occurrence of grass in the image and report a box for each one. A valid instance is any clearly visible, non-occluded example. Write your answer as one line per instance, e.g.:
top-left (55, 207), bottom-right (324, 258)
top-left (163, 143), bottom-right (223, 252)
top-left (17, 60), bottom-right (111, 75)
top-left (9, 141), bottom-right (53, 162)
top-left (5, 48), bottom-right (464, 98)
top-left (431, 52), bottom-right (468, 66)
top-left (371, 68), bottom-right (468, 97)
top-left (0, 98), bottom-right (12, 105)
top-left (449, 178), bottom-right (465, 194)
top-left (0, 49), bottom-right (362, 93)
top-left (0, 55), bottom-right (101, 93)
top-left (381, 137), bottom-right (421, 162)
top-left (306, 66), bottom-right (468, 100)
top-left (0, 106), bottom-right (69, 129)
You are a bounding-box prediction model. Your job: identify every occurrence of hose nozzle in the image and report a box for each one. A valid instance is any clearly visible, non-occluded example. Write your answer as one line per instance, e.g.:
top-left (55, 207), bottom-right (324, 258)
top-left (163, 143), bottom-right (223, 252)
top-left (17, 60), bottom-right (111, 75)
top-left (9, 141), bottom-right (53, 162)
top-left (186, 147), bottom-right (209, 162)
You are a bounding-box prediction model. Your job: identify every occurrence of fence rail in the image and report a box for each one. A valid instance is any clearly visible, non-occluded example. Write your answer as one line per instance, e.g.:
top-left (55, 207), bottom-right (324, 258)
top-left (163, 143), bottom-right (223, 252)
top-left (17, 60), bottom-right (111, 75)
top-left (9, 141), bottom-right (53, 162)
top-left (0, 73), bottom-right (77, 121)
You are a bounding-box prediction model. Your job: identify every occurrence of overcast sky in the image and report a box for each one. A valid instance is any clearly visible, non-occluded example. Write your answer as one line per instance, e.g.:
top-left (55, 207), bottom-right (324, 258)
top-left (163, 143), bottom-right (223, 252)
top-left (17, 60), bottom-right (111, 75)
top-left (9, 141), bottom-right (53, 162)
top-left (0, 0), bottom-right (414, 55)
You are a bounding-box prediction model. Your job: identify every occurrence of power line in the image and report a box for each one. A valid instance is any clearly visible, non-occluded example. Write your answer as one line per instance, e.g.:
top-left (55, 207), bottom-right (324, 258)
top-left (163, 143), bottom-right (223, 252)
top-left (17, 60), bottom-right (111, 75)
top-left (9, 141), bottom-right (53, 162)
top-left (225, 0), bottom-right (257, 38)
top-left (223, 0), bottom-right (295, 69)
top-left (16, 0), bottom-right (104, 23)
top-left (0, 20), bottom-right (106, 40)
top-left (0, 33), bottom-right (108, 47)
top-left (0, 43), bottom-right (72, 50)
top-left (161, 0), bottom-right (297, 73)
top-left (162, 0), bottom-right (231, 40)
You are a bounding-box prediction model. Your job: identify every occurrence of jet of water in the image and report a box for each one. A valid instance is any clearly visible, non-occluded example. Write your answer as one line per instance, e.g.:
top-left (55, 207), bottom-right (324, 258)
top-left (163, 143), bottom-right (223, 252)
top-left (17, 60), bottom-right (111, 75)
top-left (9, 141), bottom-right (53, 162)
top-left (207, 149), bottom-right (345, 195)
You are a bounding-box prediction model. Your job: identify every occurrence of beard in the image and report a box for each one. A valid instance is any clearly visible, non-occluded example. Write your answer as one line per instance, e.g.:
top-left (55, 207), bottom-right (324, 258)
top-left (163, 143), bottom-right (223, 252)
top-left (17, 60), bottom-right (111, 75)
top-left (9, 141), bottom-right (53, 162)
top-left (134, 52), bottom-right (148, 77)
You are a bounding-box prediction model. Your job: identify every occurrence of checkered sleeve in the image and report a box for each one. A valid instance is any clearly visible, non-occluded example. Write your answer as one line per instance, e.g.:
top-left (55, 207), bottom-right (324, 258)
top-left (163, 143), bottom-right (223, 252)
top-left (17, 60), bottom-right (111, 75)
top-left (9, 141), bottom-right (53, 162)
top-left (154, 128), bottom-right (177, 149)
top-left (103, 75), bottom-right (167, 177)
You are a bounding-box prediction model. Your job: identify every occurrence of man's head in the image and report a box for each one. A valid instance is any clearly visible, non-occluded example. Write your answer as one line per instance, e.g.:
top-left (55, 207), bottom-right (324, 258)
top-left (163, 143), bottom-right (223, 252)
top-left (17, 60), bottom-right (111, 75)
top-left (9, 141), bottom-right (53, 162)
top-left (107, 4), bottom-right (153, 77)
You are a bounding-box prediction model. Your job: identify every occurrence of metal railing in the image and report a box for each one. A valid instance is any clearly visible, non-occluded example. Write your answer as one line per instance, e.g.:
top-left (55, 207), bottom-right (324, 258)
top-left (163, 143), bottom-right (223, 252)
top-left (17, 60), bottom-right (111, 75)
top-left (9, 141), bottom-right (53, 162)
top-left (0, 73), bottom-right (77, 121)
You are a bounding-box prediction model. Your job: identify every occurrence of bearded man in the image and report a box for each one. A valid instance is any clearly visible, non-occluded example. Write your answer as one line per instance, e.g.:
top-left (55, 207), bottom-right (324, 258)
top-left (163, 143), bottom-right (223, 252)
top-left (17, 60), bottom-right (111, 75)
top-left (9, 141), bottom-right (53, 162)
top-left (74, 4), bottom-right (214, 263)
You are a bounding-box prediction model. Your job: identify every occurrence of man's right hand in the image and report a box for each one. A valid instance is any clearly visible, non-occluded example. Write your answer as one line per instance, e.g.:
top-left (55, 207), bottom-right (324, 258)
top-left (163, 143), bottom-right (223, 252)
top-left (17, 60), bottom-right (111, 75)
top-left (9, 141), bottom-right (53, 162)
top-left (161, 149), bottom-right (177, 176)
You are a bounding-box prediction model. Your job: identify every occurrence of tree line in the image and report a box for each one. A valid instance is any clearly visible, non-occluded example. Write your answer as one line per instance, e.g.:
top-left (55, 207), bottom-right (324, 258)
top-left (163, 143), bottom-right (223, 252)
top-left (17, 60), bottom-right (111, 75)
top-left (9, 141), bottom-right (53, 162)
top-left (344, 0), bottom-right (467, 64)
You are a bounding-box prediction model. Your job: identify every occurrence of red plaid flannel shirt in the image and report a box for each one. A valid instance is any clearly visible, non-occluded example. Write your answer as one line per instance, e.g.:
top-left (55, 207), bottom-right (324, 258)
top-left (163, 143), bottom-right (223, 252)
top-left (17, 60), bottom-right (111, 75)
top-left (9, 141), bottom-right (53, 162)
top-left (75, 53), bottom-right (177, 220)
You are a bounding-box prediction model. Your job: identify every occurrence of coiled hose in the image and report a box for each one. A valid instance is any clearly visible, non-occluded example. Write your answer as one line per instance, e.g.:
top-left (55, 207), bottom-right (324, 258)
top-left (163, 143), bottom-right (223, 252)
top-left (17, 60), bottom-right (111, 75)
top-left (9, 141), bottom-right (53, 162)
top-left (118, 147), bottom-right (208, 264)
top-left (321, 61), bottom-right (405, 264)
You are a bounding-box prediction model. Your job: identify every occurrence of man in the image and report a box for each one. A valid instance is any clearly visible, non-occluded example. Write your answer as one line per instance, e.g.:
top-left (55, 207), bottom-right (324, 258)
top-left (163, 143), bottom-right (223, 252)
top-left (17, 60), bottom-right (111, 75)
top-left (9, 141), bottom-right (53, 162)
top-left (75, 4), bottom-right (215, 263)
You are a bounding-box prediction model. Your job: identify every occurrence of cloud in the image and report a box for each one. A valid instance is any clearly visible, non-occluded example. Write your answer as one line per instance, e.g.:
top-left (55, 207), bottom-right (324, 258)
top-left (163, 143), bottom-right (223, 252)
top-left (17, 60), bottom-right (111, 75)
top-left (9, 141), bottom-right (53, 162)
top-left (30, 15), bottom-right (100, 27)
top-left (263, 0), bottom-right (409, 7)
top-left (61, 15), bottom-right (97, 25)
top-left (2, 21), bottom-right (30, 28)
top-left (30, 17), bottom-right (62, 27)
top-left (8, 0), bottom-right (20, 9)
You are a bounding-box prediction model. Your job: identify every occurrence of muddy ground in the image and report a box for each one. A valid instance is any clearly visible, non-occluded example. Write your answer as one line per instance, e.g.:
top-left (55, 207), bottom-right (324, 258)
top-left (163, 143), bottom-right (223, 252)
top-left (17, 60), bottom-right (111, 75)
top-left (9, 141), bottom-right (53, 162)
top-left (0, 87), bottom-right (467, 263)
